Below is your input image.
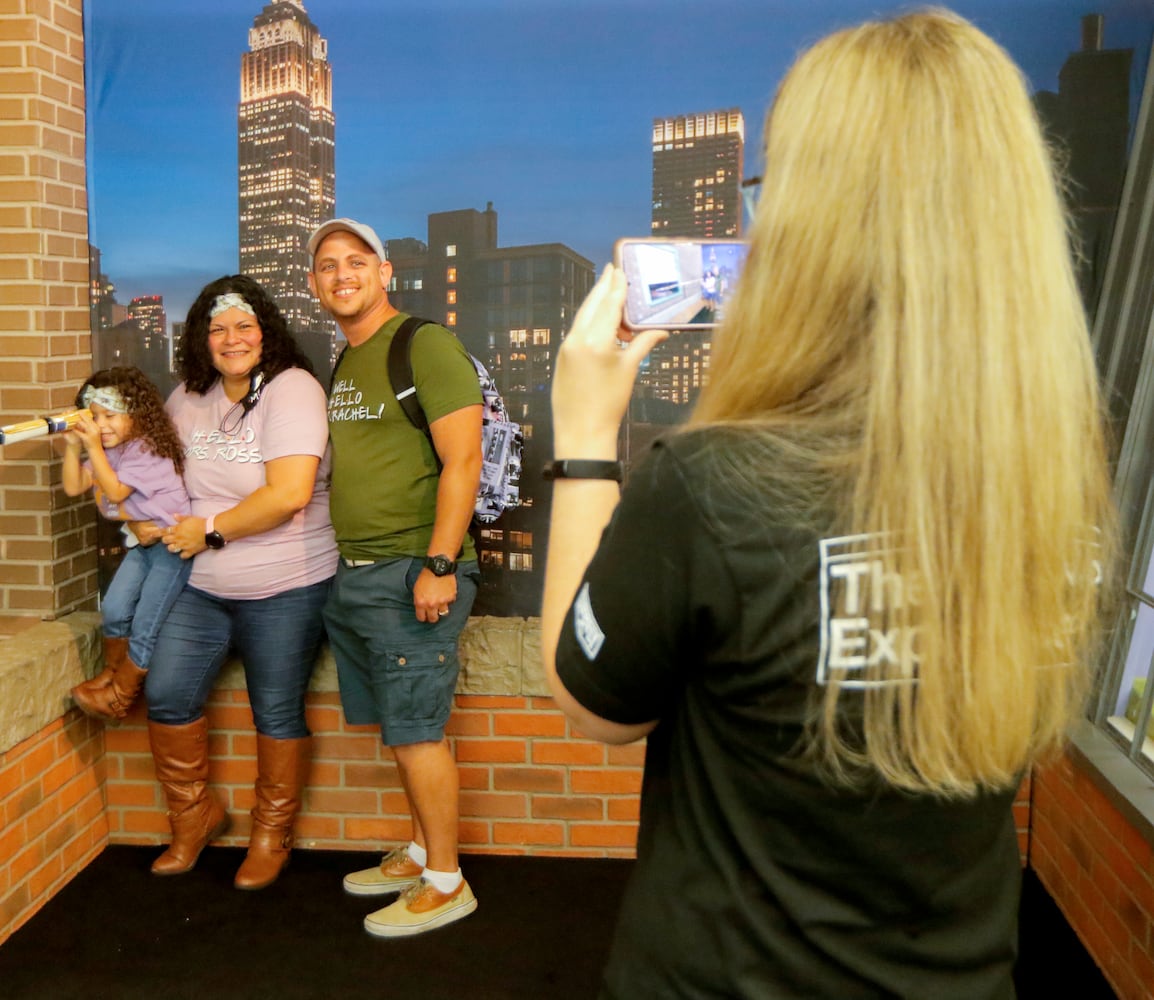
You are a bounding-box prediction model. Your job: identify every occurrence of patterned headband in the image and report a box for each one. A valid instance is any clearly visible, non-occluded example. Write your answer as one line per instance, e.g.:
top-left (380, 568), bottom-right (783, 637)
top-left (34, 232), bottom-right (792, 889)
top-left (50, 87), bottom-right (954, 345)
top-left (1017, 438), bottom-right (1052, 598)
top-left (210, 293), bottom-right (256, 318)
top-left (80, 385), bottom-right (129, 414)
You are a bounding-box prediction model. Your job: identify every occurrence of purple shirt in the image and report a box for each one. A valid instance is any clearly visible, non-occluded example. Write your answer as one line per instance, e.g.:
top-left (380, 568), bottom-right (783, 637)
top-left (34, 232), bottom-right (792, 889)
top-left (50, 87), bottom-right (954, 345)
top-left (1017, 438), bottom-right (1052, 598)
top-left (87, 438), bottom-right (190, 525)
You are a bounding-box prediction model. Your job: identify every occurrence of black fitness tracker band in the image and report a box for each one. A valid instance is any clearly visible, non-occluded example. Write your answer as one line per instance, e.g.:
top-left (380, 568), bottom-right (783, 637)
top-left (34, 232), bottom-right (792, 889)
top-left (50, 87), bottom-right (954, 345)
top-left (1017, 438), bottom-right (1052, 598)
top-left (543, 459), bottom-right (625, 482)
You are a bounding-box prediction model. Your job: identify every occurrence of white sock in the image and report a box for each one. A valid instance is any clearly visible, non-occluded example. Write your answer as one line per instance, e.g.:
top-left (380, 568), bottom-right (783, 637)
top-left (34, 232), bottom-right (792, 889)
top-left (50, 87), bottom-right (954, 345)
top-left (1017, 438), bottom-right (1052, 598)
top-left (422, 866), bottom-right (463, 894)
top-left (407, 841), bottom-right (427, 867)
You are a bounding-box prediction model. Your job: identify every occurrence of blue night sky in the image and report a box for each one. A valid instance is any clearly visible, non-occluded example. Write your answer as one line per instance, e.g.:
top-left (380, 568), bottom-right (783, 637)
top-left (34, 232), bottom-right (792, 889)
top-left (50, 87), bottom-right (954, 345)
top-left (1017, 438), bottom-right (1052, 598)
top-left (85, 0), bottom-right (1154, 327)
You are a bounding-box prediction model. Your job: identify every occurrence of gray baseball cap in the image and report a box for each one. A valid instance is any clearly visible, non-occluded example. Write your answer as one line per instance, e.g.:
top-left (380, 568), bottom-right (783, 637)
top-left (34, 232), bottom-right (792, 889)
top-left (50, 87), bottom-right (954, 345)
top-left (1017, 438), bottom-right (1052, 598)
top-left (307, 218), bottom-right (387, 262)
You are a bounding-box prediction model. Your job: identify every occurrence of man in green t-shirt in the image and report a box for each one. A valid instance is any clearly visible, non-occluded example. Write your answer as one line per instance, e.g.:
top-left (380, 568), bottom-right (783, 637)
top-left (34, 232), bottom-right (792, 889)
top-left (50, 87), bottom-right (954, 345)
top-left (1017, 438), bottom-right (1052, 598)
top-left (308, 218), bottom-right (483, 938)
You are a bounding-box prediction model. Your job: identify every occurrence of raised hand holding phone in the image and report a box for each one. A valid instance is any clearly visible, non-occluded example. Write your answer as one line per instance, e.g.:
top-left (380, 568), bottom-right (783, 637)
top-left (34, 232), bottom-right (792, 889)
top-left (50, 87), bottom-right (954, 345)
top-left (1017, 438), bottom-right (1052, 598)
top-left (551, 265), bottom-right (667, 460)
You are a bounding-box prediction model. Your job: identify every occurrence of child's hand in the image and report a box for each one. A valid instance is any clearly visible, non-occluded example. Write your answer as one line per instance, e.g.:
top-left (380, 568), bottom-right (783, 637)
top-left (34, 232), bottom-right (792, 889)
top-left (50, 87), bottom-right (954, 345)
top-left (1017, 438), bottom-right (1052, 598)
top-left (71, 412), bottom-right (103, 453)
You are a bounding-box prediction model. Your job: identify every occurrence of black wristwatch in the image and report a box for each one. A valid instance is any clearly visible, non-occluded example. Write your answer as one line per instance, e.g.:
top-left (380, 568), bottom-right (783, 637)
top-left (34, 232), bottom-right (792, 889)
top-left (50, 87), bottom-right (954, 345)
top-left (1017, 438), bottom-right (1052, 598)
top-left (424, 554), bottom-right (457, 577)
top-left (204, 514), bottom-right (227, 550)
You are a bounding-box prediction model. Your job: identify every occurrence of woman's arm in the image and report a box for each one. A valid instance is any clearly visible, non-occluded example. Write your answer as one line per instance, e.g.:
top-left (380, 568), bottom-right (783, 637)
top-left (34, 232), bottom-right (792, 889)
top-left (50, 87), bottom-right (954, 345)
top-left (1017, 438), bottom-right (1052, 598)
top-left (540, 266), bottom-right (667, 745)
top-left (161, 453), bottom-right (320, 559)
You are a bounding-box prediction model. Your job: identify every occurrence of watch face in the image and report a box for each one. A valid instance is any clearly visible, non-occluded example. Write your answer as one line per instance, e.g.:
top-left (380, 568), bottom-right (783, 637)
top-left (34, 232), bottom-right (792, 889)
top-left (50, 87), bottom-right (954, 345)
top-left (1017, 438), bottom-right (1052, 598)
top-left (205, 531), bottom-right (226, 550)
top-left (427, 554), bottom-right (454, 576)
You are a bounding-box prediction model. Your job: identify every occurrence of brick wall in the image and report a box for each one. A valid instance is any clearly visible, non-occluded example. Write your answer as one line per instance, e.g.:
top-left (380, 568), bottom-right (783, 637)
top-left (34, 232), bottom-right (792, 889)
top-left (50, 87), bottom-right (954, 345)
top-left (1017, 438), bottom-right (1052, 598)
top-left (1031, 750), bottom-right (1154, 1000)
top-left (103, 689), bottom-right (644, 859)
top-left (0, 713), bottom-right (107, 946)
top-left (0, 0), bottom-right (96, 618)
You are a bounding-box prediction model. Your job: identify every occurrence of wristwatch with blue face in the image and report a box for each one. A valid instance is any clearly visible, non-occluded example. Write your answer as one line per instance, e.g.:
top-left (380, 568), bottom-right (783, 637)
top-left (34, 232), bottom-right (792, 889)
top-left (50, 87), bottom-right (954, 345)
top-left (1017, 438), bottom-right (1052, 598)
top-left (424, 554), bottom-right (456, 577)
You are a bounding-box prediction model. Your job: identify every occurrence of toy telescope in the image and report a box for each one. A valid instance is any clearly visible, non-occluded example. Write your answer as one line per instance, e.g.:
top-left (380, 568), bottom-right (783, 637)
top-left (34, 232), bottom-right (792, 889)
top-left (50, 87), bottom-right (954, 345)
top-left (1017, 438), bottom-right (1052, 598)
top-left (0, 408), bottom-right (90, 445)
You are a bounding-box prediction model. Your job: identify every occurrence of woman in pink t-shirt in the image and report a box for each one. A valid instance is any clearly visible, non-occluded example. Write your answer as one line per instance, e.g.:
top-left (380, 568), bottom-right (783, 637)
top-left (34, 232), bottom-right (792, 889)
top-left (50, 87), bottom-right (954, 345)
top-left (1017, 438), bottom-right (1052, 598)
top-left (138, 274), bottom-right (337, 891)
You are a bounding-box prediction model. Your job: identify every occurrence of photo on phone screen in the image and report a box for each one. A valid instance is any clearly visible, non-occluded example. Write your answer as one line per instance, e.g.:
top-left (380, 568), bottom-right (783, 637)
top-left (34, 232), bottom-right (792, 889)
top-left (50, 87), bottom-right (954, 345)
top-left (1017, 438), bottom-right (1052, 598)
top-left (615, 238), bottom-right (749, 330)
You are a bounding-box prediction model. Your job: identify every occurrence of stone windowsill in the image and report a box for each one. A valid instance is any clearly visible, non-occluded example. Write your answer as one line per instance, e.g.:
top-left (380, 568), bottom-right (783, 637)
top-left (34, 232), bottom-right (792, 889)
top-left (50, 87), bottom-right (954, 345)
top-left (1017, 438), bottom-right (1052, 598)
top-left (0, 611), bottom-right (546, 755)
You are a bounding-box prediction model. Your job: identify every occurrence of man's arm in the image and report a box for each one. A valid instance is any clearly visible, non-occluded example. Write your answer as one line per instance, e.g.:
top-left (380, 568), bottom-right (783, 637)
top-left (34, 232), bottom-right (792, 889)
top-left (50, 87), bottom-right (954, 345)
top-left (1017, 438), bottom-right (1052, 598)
top-left (412, 403), bottom-right (483, 622)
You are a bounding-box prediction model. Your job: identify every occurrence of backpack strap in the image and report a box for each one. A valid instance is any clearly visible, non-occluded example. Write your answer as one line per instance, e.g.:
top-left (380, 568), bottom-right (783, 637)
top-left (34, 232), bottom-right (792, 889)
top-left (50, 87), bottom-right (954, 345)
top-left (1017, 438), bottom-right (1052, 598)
top-left (386, 316), bottom-right (434, 435)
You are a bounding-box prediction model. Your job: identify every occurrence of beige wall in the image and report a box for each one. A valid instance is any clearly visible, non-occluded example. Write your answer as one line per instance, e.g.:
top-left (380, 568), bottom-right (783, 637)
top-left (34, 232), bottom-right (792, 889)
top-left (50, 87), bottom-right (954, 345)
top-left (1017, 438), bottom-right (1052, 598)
top-left (0, 0), bottom-right (96, 619)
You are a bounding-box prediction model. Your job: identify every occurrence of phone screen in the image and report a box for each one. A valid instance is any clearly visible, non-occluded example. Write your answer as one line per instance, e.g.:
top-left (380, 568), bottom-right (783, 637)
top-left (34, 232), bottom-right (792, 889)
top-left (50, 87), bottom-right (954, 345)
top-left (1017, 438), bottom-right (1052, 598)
top-left (615, 238), bottom-right (749, 330)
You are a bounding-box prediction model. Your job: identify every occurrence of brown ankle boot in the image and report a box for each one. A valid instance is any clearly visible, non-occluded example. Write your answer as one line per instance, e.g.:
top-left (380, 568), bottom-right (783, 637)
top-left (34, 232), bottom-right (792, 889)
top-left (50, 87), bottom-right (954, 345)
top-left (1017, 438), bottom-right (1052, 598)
top-left (234, 734), bottom-right (312, 890)
top-left (149, 718), bottom-right (230, 875)
top-left (72, 637), bottom-right (147, 723)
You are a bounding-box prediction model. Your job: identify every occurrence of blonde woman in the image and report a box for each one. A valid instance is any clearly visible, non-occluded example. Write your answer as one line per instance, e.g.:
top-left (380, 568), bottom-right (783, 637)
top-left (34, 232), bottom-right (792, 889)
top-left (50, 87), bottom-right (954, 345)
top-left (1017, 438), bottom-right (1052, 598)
top-left (542, 9), bottom-right (1113, 998)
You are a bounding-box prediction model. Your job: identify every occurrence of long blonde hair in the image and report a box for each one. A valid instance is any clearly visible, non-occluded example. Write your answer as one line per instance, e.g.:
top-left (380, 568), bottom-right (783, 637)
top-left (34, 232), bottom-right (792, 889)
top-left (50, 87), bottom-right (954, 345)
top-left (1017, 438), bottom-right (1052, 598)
top-left (690, 9), bottom-right (1115, 796)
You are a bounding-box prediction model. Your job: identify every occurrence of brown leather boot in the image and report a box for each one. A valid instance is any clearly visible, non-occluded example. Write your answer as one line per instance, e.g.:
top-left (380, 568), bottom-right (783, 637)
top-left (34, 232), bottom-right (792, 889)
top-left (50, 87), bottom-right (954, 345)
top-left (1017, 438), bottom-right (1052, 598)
top-left (149, 718), bottom-right (230, 875)
top-left (72, 637), bottom-right (147, 723)
top-left (234, 734), bottom-right (312, 890)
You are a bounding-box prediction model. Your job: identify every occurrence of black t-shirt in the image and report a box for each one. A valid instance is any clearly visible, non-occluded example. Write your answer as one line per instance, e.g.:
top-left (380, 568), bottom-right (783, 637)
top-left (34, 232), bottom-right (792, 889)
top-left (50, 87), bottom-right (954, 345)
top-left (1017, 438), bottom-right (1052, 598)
top-left (556, 431), bottom-right (1020, 1000)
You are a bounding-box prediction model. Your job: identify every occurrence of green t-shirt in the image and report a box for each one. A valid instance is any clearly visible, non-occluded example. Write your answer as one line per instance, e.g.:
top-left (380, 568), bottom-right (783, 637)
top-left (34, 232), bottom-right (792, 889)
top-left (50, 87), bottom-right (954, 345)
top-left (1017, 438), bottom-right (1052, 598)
top-left (327, 314), bottom-right (481, 561)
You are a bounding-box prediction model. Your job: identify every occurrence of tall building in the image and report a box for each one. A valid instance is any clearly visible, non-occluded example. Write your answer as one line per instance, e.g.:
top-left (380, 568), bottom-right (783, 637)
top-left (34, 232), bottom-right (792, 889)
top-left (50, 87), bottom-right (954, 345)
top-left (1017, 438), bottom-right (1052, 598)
top-left (1034, 14), bottom-right (1131, 309)
top-left (128, 295), bottom-right (166, 341)
top-left (651, 108), bottom-right (745, 238)
top-left (641, 109), bottom-right (745, 421)
top-left (238, 0), bottom-right (335, 369)
top-left (387, 205), bottom-right (595, 616)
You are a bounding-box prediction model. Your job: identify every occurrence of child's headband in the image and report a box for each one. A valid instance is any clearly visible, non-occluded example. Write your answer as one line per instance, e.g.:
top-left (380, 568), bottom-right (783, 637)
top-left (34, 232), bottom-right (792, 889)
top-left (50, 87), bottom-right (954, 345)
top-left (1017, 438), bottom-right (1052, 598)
top-left (80, 385), bottom-right (129, 414)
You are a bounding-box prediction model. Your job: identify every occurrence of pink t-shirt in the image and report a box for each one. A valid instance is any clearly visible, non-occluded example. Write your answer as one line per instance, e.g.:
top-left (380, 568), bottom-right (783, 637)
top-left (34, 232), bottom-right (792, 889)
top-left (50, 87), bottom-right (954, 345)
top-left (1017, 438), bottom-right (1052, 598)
top-left (167, 367), bottom-right (338, 600)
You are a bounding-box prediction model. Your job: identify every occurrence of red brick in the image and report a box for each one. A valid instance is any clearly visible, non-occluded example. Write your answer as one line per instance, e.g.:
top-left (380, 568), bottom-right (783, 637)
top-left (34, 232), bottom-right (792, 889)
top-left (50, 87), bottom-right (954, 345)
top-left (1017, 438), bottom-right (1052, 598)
top-left (459, 791), bottom-right (527, 818)
top-left (493, 766), bottom-right (564, 793)
top-left (455, 695), bottom-right (525, 710)
top-left (570, 769), bottom-right (643, 796)
top-left (570, 824), bottom-right (638, 849)
top-left (492, 712), bottom-right (567, 738)
top-left (444, 712), bottom-right (492, 736)
top-left (457, 765), bottom-right (491, 791)
top-left (531, 796), bottom-right (603, 821)
top-left (531, 741), bottom-right (605, 766)
top-left (454, 740), bottom-right (526, 764)
top-left (607, 798), bottom-right (641, 822)
top-left (493, 822), bottom-right (564, 847)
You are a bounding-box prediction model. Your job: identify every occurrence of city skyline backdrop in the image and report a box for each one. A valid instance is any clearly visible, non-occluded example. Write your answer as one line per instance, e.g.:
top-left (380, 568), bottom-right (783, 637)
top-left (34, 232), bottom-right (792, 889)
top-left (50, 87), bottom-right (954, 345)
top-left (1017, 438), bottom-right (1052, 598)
top-left (85, 0), bottom-right (1154, 329)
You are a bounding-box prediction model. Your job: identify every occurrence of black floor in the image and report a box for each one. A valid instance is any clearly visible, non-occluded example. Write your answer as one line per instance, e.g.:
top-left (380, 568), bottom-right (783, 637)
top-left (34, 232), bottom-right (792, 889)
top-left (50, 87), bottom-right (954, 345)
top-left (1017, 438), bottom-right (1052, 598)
top-left (0, 847), bottom-right (1115, 999)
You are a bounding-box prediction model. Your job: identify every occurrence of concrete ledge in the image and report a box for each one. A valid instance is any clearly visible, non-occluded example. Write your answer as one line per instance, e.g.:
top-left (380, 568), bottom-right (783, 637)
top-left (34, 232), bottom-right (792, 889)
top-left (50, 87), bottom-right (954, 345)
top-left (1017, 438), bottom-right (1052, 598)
top-left (0, 611), bottom-right (546, 753)
top-left (0, 612), bottom-right (101, 754)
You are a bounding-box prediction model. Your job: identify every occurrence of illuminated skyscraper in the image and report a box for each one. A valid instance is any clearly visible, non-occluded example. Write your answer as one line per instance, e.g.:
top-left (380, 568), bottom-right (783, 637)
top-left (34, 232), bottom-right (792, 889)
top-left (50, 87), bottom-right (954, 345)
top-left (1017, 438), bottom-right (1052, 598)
top-left (651, 109), bottom-right (745, 238)
top-left (641, 109), bottom-right (744, 416)
top-left (238, 0), bottom-right (334, 363)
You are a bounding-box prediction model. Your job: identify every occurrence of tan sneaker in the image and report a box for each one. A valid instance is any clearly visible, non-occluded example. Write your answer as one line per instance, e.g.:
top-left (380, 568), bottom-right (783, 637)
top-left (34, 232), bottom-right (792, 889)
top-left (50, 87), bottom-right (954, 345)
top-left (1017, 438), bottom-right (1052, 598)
top-left (342, 847), bottom-right (423, 896)
top-left (363, 877), bottom-right (477, 938)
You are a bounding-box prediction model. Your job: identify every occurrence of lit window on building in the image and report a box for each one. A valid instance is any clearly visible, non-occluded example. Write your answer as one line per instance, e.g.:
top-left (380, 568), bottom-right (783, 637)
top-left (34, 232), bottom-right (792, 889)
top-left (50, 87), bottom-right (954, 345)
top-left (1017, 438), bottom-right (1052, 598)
top-left (447, 311), bottom-right (457, 326)
top-left (509, 553), bottom-right (533, 572)
top-left (447, 267), bottom-right (457, 283)
top-left (447, 289), bottom-right (457, 304)
top-left (481, 551), bottom-right (504, 568)
top-left (446, 244), bottom-right (457, 257)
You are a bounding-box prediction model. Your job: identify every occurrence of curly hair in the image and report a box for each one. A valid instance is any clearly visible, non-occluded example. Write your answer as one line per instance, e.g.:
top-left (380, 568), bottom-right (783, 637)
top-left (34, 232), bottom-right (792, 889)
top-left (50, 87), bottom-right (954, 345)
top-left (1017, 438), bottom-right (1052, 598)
top-left (75, 367), bottom-right (185, 475)
top-left (177, 274), bottom-right (314, 394)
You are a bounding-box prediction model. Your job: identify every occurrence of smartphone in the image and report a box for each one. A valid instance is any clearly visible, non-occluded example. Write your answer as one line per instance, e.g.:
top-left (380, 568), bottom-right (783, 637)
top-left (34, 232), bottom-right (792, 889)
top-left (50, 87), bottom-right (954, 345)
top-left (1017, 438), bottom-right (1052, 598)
top-left (614, 237), bottom-right (749, 331)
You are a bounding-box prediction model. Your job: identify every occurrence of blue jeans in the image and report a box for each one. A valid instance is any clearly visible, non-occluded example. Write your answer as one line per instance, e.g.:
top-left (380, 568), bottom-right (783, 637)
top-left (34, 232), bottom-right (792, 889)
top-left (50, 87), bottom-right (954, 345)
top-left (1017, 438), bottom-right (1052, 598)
top-left (101, 543), bottom-right (192, 670)
top-left (145, 579), bottom-right (331, 738)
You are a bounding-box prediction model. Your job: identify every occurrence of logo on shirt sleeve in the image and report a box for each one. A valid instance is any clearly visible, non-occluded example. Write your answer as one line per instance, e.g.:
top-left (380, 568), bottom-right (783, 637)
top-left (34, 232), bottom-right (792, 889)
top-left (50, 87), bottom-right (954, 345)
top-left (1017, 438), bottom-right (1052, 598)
top-left (573, 582), bottom-right (606, 661)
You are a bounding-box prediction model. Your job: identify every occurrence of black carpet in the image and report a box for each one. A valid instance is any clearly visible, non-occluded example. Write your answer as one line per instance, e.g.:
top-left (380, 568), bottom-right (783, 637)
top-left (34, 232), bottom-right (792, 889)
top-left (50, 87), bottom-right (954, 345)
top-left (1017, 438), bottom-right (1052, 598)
top-left (0, 848), bottom-right (1115, 998)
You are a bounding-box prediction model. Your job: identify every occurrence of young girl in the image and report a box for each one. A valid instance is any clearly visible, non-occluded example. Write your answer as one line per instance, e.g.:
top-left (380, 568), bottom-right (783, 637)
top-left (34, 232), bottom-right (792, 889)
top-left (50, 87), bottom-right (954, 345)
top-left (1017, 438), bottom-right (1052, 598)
top-left (62, 366), bottom-right (191, 723)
